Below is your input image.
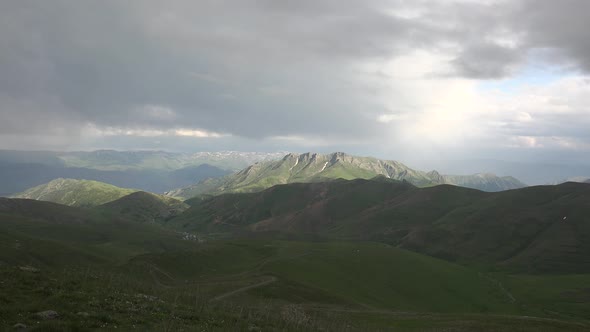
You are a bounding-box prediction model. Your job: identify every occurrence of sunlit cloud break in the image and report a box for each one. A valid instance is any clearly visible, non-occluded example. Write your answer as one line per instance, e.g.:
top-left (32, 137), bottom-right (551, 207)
top-left (85, 125), bottom-right (226, 138)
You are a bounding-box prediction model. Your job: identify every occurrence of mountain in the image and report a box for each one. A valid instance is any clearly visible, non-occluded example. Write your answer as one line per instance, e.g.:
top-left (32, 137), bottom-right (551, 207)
top-left (167, 152), bottom-right (526, 199)
top-left (11, 178), bottom-right (138, 207)
top-left (559, 176), bottom-right (590, 184)
top-left (0, 149), bottom-right (286, 171)
top-left (0, 162), bottom-right (230, 196)
top-left (424, 158), bottom-right (590, 185)
top-left (443, 173), bottom-right (525, 192)
top-left (171, 179), bottom-right (590, 273)
top-left (0, 149), bottom-right (287, 195)
top-left (99, 191), bottom-right (189, 222)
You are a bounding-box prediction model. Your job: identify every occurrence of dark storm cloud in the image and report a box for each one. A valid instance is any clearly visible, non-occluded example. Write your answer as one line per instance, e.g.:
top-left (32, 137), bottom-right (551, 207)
top-left (514, 0), bottom-right (590, 72)
top-left (0, 0), bottom-right (590, 151)
top-left (450, 43), bottom-right (522, 79)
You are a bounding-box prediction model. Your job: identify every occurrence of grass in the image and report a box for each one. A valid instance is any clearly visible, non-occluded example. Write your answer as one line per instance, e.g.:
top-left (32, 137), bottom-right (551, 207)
top-left (2, 195), bottom-right (590, 330)
top-left (2, 234), bottom-right (590, 331)
top-left (175, 180), bottom-right (590, 274)
top-left (11, 178), bottom-right (138, 207)
top-left (506, 274), bottom-right (590, 320)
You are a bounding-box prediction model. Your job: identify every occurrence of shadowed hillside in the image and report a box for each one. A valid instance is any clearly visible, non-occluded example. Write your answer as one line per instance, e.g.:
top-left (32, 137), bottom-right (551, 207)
top-left (99, 191), bottom-right (189, 223)
top-left (1, 194), bottom-right (590, 330)
top-left (171, 180), bottom-right (590, 274)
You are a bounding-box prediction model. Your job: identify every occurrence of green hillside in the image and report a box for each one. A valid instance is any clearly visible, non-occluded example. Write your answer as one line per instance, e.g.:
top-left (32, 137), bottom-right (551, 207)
top-left (171, 180), bottom-right (590, 274)
top-left (1, 197), bottom-right (589, 330)
top-left (99, 191), bottom-right (189, 223)
top-left (11, 178), bottom-right (138, 207)
top-left (167, 152), bottom-right (526, 199)
top-left (0, 198), bottom-right (196, 266)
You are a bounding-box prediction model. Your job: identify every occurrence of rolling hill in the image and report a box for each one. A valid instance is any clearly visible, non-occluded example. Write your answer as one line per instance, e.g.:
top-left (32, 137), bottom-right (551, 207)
top-left (99, 191), bottom-right (189, 222)
top-left (167, 152), bottom-right (526, 199)
top-left (11, 178), bottom-right (138, 207)
top-left (1, 192), bottom-right (589, 329)
top-left (0, 161), bottom-right (230, 195)
top-left (170, 179), bottom-right (590, 274)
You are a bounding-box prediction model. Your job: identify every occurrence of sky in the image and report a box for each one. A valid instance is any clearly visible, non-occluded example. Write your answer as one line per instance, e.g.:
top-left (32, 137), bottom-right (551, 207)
top-left (1, 0), bottom-right (590, 168)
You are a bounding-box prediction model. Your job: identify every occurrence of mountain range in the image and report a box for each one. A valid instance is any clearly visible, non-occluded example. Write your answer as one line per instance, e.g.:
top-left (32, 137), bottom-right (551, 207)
top-left (0, 150), bottom-right (287, 195)
top-left (167, 152), bottom-right (526, 199)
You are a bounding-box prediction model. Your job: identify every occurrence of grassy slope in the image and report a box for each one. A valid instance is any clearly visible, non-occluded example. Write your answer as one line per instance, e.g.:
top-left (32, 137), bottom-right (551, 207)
top-left (130, 240), bottom-right (517, 313)
top-left (98, 191), bottom-right (189, 223)
top-left (2, 187), bottom-right (590, 331)
top-left (0, 201), bottom-right (195, 267)
top-left (0, 195), bottom-right (588, 330)
top-left (108, 240), bottom-right (590, 330)
top-left (172, 180), bottom-right (590, 274)
top-left (11, 178), bottom-right (138, 207)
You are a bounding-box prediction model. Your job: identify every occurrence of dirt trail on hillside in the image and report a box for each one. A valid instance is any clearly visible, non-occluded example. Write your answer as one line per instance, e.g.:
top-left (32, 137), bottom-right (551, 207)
top-left (209, 276), bottom-right (277, 302)
top-left (207, 251), bottom-right (311, 302)
top-left (479, 272), bottom-right (516, 303)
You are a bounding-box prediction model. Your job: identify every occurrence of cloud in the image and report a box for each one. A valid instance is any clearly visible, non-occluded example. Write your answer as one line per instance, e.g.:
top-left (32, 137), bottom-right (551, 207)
top-left (0, 0), bottom-right (590, 164)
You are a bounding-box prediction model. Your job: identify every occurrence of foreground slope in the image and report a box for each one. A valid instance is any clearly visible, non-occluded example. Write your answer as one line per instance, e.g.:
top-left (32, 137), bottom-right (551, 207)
top-left (172, 180), bottom-right (590, 273)
top-left (167, 152), bottom-right (526, 199)
top-left (11, 178), bottom-right (138, 207)
top-left (0, 197), bottom-right (196, 266)
top-left (1, 197), bottom-right (589, 330)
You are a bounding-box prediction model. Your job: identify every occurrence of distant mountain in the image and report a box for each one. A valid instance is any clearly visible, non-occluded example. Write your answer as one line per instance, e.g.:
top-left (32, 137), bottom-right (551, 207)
top-left (171, 179), bottom-right (590, 273)
top-left (167, 152), bottom-right (526, 199)
top-left (11, 178), bottom-right (138, 207)
top-left (443, 173), bottom-right (525, 192)
top-left (424, 158), bottom-right (590, 185)
top-left (99, 191), bottom-right (189, 222)
top-left (0, 162), bottom-right (230, 196)
top-left (558, 176), bottom-right (590, 184)
top-left (57, 150), bottom-right (286, 171)
top-left (0, 149), bottom-right (284, 195)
